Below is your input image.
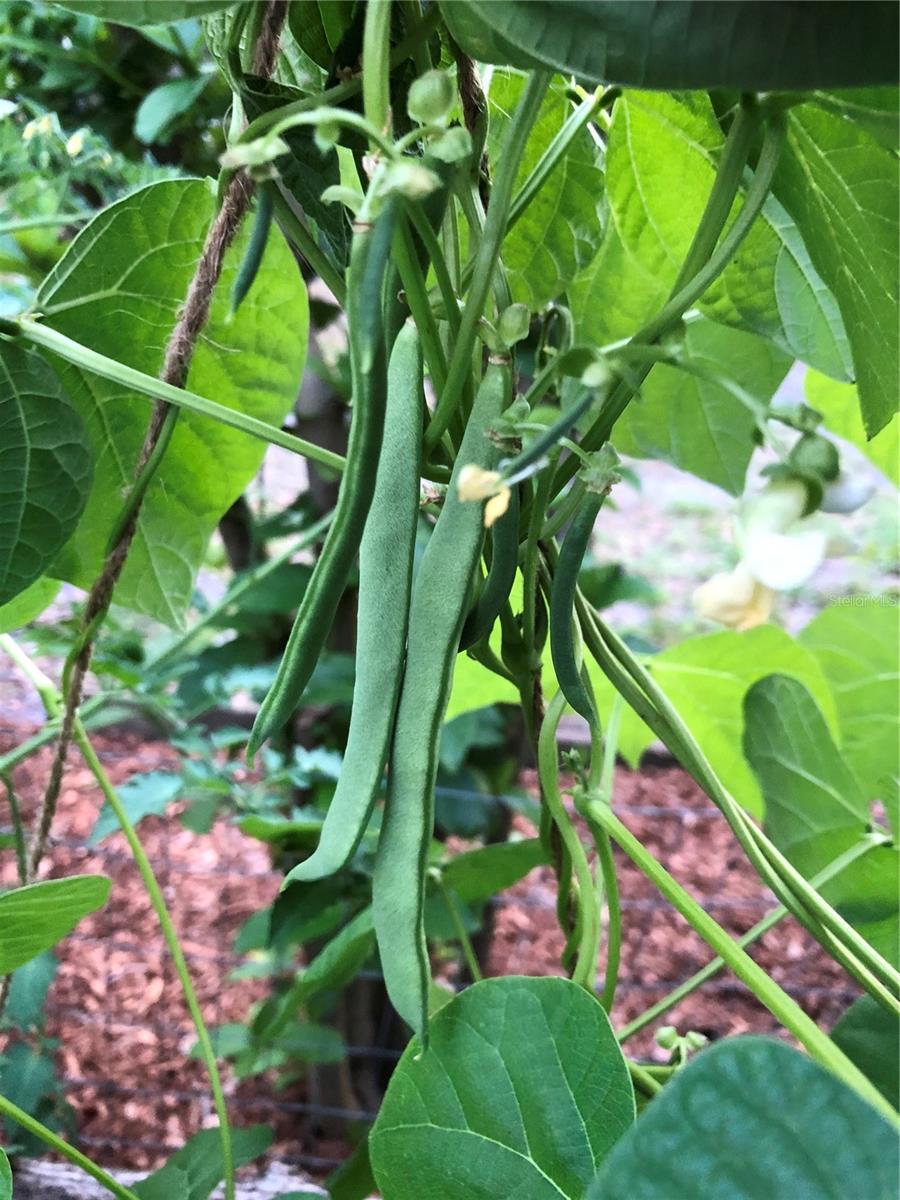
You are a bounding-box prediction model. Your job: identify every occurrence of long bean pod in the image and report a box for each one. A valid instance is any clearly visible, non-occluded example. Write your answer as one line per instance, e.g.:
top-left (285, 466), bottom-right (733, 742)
top-left (229, 183), bottom-right (274, 317)
top-left (550, 491), bottom-right (604, 727)
top-left (248, 200), bottom-right (398, 756)
top-left (373, 356), bottom-right (511, 1039)
top-left (459, 485), bottom-right (520, 651)
top-left (286, 322), bottom-right (423, 883)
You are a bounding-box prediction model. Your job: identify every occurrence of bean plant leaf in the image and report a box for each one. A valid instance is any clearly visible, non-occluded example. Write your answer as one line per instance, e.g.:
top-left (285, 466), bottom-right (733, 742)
top-left (57, 1), bottom-right (236, 26)
top-left (812, 87), bottom-right (900, 151)
top-left (587, 1036), bottom-right (899, 1199)
top-left (440, 839), bottom-right (547, 904)
top-left (585, 626), bottom-right (838, 820)
top-left (0, 875), bottom-right (111, 973)
top-left (609, 319), bottom-right (791, 494)
top-left (441, 2), bottom-right (899, 91)
top-left (486, 72), bottom-right (604, 310)
top-left (370, 976), bottom-right (634, 1200)
top-left (135, 77), bottom-right (210, 145)
top-left (775, 105), bottom-right (899, 437)
top-left (805, 369), bottom-right (898, 485)
top-left (0, 343), bottom-right (92, 605)
top-left (799, 601), bottom-right (899, 802)
top-left (743, 675), bottom-right (867, 877)
top-left (744, 675), bottom-right (898, 963)
top-left (135, 1125), bottom-right (273, 1200)
top-left (5, 951), bottom-right (58, 1031)
top-left (0, 1148), bottom-right (10, 1200)
top-left (832, 996), bottom-right (900, 1111)
top-left (88, 770), bottom-right (183, 845)
top-left (36, 178), bottom-right (308, 626)
top-left (0, 576), bottom-right (60, 634)
top-left (597, 91), bottom-right (852, 380)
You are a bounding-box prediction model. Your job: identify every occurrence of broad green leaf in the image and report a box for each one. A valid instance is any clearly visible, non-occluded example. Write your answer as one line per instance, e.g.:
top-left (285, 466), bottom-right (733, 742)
top-left (799, 602), bottom-right (899, 801)
top-left (0, 1148), bottom-right (10, 1200)
top-left (370, 976), bottom-right (634, 1200)
top-left (486, 72), bottom-right (603, 310)
top-left (610, 319), bottom-right (790, 494)
top-left (440, 839), bottom-right (547, 903)
top-left (0, 576), bottom-right (60, 634)
top-left (5, 951), bottom-right (57, 1030)
top-left (58, 1), bottom-right (236, 26)
top-left (832, 996), bottom-right (900, 1110)
top-left (587, 1036), bottom-right (898, 1200)
top-left (135, 1125), bottom-right (273, 1200)
top-left (0, 1041), bottom-right (58, 1143)
top-left (587, 626), bottom-right (838, 819)
top-left (134, 1166), bottom-right (191, 1200)
top-left (0, 875), bottom-right (110, 973)
top-left (775, 105), bottom-right (899, 436)
top-left (601, 91), bottom-right (852, 379)
top-left (89, 770), bottom-right (182, 845)
top-left (743, 675), bottom-right (867, 877)
top-left (36, 179), bottom-right (308, 625)
top-left (823, 844), bottom-right (899, 967)
top-left (135, 77), bottom-right (210, 145)
top-left (326, 1136), bottom-right (376, 1200)
top-left (0, 343), bottom-right (92, 605)
top-left (805, 370), bottom-right (898, 485)
top-left (441, 2), bottom-right (899, 90)
top-left (811, 87), bottom-right (900, 151)
top-left (445, 644), bottom-right (519, 721)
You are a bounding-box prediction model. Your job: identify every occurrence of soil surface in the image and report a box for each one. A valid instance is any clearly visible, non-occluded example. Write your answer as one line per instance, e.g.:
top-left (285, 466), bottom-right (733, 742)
top-left (0, 721), bottom-right (857, 1182)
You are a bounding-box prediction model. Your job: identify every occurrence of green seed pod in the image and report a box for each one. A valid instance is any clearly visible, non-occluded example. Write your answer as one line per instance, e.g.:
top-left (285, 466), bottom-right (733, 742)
top-left (407, 69), bottom-right (456, 125)
top-left (789, 432), bottom-right (840, 483)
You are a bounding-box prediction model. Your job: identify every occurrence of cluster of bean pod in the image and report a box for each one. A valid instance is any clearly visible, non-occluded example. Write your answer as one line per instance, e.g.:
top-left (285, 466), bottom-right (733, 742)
top-left (246, 183), bottom-right (613, 1042)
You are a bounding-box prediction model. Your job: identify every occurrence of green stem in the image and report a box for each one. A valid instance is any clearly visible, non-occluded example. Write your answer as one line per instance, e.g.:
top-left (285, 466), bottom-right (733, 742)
top-left (539, 690), bottom-right (599, 989)
top-left (73, 719), bottom-right (236, 1199)
top-left (271, 188), bottom-right (347, 304)
top-left (0, 693), bottom-right (140, 775)
top-left (0, 1095), bottom-right (139, 1200)
top-left (582, 798), bottom-right (897, 1123)
top-left (436, 876), bottom-right (483, 983)
top-left (394, 216), bottom-right (448, 392)
top-left (0, 212), bottom-right (90, 234)
top-left (3, 776), bottom-right (28, 884)
top-left (425, 70), bottom-right (551, 451)
top-left (12, 319), bottom-right (346, 472)
top-left (551, 108), bottom-right (784, 501)
top-left (617, 834), bottom-right (890, 1043)
top-left (594, 614), bottom-right (900, 1000)
top-left (362, 0), bottom-right (393, 143)
top-left (239, 4), bottom-right (442, 142)
top-left (627, 1059), bottom-right (663, 1098)
top-left (405, 201), bottom-right (461, 334)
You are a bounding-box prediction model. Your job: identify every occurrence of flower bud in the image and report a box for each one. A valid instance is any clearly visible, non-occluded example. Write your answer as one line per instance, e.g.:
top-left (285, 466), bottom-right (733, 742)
top-left (789, 433), bottom-right (840, 483)
top-left (408, 69), bottom-right (456, 125)
top-left (497, 303), bottom-right (530, 348)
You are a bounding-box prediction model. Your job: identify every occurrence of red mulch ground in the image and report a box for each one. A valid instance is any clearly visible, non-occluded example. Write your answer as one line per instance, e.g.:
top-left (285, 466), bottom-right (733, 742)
top-left (0, 723), bottom-right (857, 1176)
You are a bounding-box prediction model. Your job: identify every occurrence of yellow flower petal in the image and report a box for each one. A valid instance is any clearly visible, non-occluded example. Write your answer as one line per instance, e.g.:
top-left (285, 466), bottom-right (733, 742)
top-left (457, 465), bottom-right (501, 502)
top-left (693, 563), bottom-right (774, 631)
top-left (484, 487), bottom-right (511, 528)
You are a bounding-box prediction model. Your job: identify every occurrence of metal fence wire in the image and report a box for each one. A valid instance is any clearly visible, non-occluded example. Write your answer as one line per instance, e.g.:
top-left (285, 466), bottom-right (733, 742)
top-left (0, 727), bottom-right (859, 1176)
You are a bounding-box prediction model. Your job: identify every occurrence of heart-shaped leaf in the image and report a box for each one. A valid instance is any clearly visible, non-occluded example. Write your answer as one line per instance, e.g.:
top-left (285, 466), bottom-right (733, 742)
top-left (0, 343), bottom-right (92, 605)
top-left (588, 1037), bottom-right (898, 1199)
top-left (370, 976), bottom-right (634, 1200)
top-left (441, 2), bottom-right (898, 91)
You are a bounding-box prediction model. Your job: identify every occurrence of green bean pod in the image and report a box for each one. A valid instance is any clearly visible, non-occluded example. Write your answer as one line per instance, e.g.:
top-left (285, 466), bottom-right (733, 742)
top-left (373, 356), bottom-right (511, 1039)
top-left (549, 490), bottom-right (604, 728)
top-left (285, 322), bottom-right (423, 884)
top-left (230, 182), bottom-right (274, 317)
top-left (248, 200), bottom-right (398, 757)
top-left (458, 485), bottom-right (520, 652)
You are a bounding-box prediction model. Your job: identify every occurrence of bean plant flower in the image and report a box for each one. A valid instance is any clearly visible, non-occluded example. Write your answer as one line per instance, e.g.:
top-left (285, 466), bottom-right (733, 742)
top-left (693, 476), bottom-right (850, 630)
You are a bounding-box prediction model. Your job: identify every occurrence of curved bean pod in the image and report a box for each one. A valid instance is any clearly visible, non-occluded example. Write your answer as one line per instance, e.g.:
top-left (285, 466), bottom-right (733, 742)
top-left (248, 200), bottom-right (398, 757)
top-left (285, 322), bottom-right (423, 884)
top-left (550, 490), bottom-right (604, 728)
top-left (458, 485), bottom-right (520, 652)
top-left (373, 356), bottom-right (511, 1039)
top-left (229, 182), bottom-right (274, 317)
